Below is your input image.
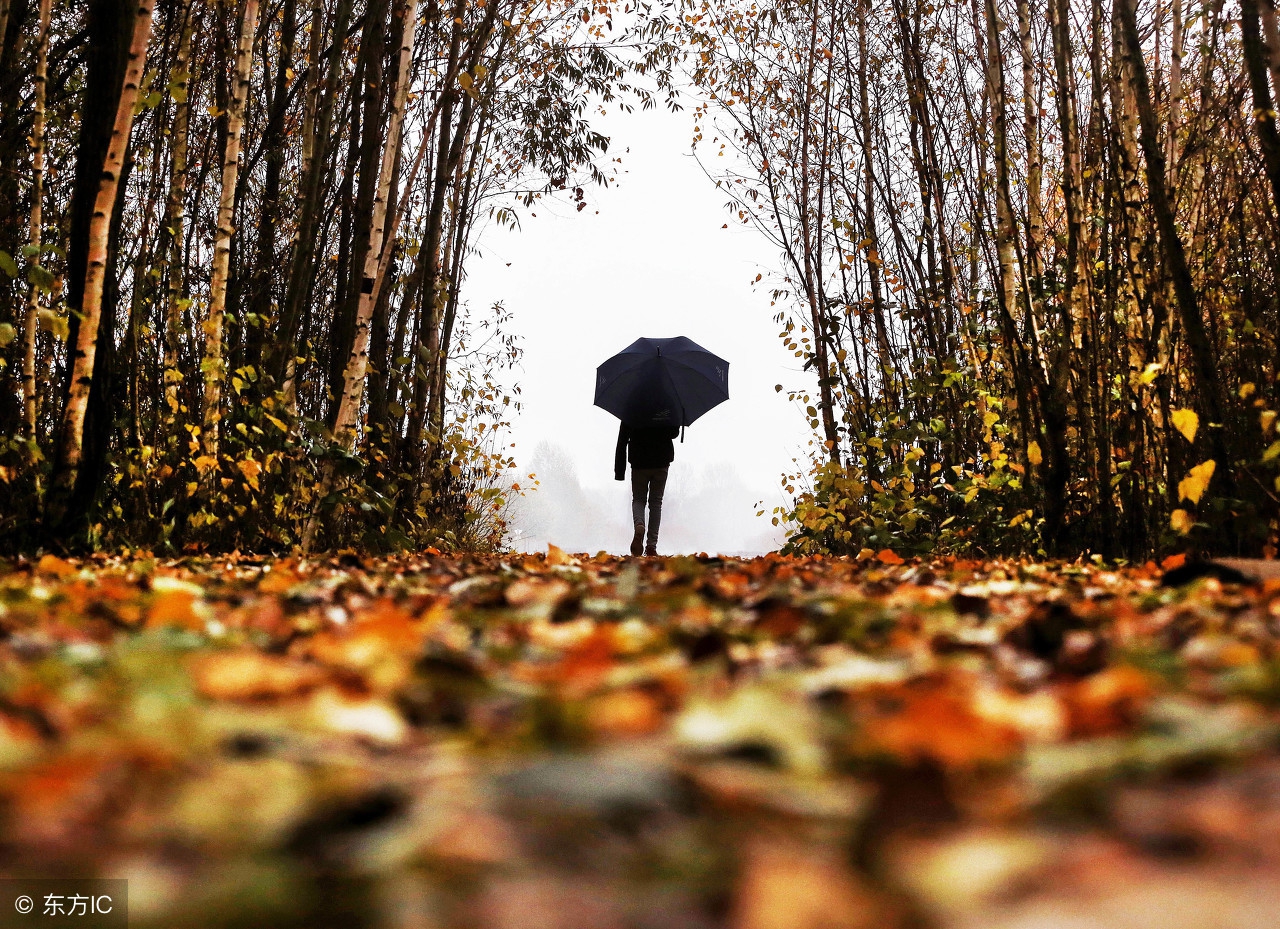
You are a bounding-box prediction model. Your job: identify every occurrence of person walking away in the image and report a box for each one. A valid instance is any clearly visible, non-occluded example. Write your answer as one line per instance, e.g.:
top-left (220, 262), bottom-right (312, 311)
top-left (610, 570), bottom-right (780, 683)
top-left (615, 421), bottom-right (679, 555)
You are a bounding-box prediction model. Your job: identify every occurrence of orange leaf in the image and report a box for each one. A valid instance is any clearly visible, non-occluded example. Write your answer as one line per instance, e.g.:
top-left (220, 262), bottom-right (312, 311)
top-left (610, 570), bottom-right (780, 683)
top-left (1160, 553), bottom-right (1187, 571)
top-left (190, 651), bottom-right (325, 702)
top-left (587, 688), bottom-right (664, 737)
top-left (36, 554), bottom-right (76, 578)
top-left (1060, 665), bottom-right (1152, 738)
top-left (147, 590), bottom-right (202, 630)
top-left (853, 675), bottom-right (1022, 769)
top-left (877, 549), bottom-right (905, 565)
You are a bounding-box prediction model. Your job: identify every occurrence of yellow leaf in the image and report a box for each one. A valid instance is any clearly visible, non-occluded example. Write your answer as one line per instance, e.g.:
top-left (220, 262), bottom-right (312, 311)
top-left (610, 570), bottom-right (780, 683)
top-left (1177, 460), bottom-right (1216, 504)
top-left (1170, 509), bottom-right (1194, 534)
top-left (1171, 409), bottom-right (1198, 443)
top-left (1139, 363), bottom-right (1162, 385)
top-left (856, 548), bottom-right (876, 561)
top-left (237, 458), bottom-right (262, 491)
top-left (193, 455), bottom-right (218, 473)
top-left (1027, 441), bottom-right (1042, 466)
top-left (1262, 410), bottom-right (1278, 435)
top-left (1240, 382), bottom-right (1257, 399)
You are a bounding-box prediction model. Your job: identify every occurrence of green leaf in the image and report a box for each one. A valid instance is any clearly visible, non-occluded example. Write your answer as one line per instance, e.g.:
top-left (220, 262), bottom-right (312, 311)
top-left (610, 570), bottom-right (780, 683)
top-left (0, 251), bottom-right (17, 278)
top-left (0, 323), bottom-right (16, 348)
top-left (28, 263), bottom-right (56, 294)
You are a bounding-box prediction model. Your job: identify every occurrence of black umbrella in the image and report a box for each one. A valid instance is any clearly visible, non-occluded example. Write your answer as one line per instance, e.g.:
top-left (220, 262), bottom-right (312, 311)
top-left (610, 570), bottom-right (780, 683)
top-left (594, 336), bottom-right (730, 428)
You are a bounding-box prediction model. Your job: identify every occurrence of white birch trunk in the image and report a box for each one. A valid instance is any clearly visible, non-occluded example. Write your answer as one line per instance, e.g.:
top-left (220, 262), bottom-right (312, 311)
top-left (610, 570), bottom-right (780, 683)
top-left (1166, 0), bottom-right (1183, 178)
top-left (200, 0), bottom-right (260, 458)
top-left (1260, 0), bottom-right (1280, 104)
top-left (21, 0), bottom-right (52, 440)
top-left (303, 0), bottom-right (418, 550)
top-left (57, 0), bottom-right (154, 485)
top-left (1017, 0), bottom-right (1043, 282)
top-left (330, 0), bottom-right (419, 448)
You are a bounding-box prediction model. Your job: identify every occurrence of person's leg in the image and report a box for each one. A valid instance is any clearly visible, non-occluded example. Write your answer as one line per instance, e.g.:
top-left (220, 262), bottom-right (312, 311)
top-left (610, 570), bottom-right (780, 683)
top-left (629, 469), bottom-right (648, 556)
top-left (645, 467), bottom-right (669, 555)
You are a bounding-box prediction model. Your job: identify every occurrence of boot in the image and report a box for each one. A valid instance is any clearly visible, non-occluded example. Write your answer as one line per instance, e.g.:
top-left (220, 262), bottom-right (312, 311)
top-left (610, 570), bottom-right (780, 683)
top-left (630, 524), bottom-right (645, 556)
top-left (644, 543), bottom-right (657, 556)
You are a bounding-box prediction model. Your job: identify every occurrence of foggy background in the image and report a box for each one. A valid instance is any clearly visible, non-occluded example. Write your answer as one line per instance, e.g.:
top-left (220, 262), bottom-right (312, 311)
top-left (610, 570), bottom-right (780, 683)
top-left (466, 99), bottom-right (814, 556)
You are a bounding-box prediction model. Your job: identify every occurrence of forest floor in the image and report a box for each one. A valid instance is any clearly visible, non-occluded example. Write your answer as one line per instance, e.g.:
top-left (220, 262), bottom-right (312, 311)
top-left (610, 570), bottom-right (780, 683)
top-left (0, 549), bottom-right (1278, 928)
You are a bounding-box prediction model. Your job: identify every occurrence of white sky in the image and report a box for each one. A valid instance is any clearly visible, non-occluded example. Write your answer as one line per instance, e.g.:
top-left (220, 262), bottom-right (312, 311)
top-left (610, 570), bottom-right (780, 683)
top-left (464, 99), bottom-right (815, 555)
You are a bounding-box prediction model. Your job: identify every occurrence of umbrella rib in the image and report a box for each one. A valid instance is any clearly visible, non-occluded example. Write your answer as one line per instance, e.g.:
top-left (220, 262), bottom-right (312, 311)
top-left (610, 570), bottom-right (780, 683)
top-left (658, 362), bottom-right (688, 426)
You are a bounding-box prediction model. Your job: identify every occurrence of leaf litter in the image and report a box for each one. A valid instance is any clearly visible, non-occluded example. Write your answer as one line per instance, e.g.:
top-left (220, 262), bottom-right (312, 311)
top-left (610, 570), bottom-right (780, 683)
top-left (1, 551), bottom-right (1279, 927)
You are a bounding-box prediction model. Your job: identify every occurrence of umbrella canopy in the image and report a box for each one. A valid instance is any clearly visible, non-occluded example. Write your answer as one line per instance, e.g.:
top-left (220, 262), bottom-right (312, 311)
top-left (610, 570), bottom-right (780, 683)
top-left (594, 336), bottom-right (730, 428)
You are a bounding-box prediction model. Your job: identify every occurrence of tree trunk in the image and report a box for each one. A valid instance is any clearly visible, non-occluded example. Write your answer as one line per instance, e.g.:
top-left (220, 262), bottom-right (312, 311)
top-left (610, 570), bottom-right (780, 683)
top-left (1017, 0), bottom-right (1044, 284)
top-left (274, 0), bottom-right (353, 385)
top-left (304, 0), bottom-right (419, 550)
top-left (246, 0), bottom-right (296, 369)
top-left (1116, 0), bottom-right (1232, 465)
top-left (330, 0), bottom-right (418, 448)
top-left (1240, 0), bottom-right (1280, 223)
top-left (20, 0), bottom-right (51, 441)
top-left (201, 0), bottom-right (260, 459)
top-left (326, 0), bottom-right (389, 420)
top-left (50, 0), bottom-right (153, 518)
top-left (1166, 0), bottom-right (1183, 175)
top-left (857, 4), bottom-right (894, 402)
top-left (161, 4), bottom-right (193, 432)
top-left (983, 0), bottom-right (1018, 336)
top-left (1260, 0), bottom-right (1280, 94)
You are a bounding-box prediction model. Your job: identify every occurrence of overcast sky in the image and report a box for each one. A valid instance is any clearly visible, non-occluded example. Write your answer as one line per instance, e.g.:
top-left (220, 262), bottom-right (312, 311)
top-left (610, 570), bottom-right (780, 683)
top-left (464, 98), bottom-right (815, 555)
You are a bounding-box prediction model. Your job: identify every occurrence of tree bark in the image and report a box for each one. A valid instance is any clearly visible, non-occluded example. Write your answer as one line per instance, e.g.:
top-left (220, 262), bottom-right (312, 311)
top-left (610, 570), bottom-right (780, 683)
top-left (51, 0), bottom-right (153, 518)
top-left (330, 0), bottom-right (419, 448)
top-left (325, 0), bottom-right (389, 419)
top-left (1017, 0), bottom-right (1044, 283)
top-left (1166, 0), bottom-right (1183, 175)
top-left (1116, 0), bottom-right (1231, 457)
top-left (20, 0), bottom-right (51, 441)
top-left (201, 0), bottom-right (260, 459)
top-left (246, 0), bottom-right (296, 369)
top-left (161, 4), bottom-right (193, 431)
top-left (857, 4), bottom-right (894, 402)
top-left (1240, 0), bottom-right (1280, 223)
top-left (274, 0), bottom-right (354, 385)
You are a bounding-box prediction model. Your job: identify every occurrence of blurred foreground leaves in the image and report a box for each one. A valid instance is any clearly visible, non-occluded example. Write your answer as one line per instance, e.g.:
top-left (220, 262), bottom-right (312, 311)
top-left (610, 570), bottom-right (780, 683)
top-left (2, 552), bottom-right (1280, 927)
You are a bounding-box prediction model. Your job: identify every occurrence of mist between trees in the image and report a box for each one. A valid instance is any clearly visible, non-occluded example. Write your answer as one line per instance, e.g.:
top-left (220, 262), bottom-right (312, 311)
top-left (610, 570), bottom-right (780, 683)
top-left (508, 441), bottom-right (785, 555)
top-left (0, 0), bottom-right (1279, 558)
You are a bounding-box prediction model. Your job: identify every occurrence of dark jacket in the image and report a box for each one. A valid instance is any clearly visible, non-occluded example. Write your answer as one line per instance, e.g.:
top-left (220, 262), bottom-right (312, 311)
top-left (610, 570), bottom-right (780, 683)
top-left (615, 423), bottom-right (679, 480)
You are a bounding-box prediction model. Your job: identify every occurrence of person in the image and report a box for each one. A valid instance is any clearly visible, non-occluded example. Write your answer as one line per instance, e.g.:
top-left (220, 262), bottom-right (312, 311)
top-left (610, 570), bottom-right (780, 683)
top-left (615, 420), bottom-right (679, 556)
